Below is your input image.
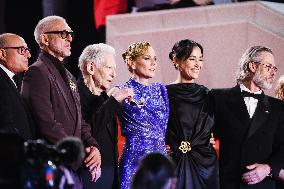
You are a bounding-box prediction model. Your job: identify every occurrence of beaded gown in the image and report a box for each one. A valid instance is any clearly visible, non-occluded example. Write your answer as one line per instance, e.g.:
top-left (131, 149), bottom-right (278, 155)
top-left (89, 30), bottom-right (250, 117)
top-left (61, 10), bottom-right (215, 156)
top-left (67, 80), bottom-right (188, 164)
top-left (166, 83), bottom-right (219, 189)
top-left (118, 78), bottom-right (169, 189)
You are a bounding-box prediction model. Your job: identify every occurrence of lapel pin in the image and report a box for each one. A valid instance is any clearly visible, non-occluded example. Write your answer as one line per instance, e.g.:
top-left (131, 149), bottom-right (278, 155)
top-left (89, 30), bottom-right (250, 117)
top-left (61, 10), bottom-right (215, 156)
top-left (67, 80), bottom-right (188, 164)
top-left (69, 80), bottom-right (77, 92)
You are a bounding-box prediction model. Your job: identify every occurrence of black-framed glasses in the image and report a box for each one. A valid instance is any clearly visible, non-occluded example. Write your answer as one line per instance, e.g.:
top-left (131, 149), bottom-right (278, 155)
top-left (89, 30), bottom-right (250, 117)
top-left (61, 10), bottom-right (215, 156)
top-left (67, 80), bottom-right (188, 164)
top-left (2, 46), bottom-right (31, 55)
top-left (261, 63), bottom-right (278, 73)
top-left (44, 30), bottom-right (74, 39)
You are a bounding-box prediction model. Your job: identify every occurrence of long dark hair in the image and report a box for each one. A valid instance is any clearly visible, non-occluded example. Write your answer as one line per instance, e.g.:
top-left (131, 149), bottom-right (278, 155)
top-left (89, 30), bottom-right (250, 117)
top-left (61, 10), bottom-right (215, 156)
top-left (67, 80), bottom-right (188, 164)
top-left (169, 39), bottom-right (203, 69)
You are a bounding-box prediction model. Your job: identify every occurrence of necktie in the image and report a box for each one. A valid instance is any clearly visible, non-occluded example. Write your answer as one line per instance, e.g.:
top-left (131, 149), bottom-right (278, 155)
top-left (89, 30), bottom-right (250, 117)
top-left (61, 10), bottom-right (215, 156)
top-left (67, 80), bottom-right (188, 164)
top-left (241, 90), bottom-right (263, 100)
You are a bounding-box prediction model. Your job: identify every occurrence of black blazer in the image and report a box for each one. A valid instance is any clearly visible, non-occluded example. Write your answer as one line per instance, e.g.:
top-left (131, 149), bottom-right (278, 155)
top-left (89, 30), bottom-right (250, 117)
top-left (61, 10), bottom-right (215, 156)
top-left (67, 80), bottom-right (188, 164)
top-left (77, 78), bottom-right (120, 189)
top-left (211, 85), bottom-right (284, 189)
top-left (0, 67), bottom-right (34, 140)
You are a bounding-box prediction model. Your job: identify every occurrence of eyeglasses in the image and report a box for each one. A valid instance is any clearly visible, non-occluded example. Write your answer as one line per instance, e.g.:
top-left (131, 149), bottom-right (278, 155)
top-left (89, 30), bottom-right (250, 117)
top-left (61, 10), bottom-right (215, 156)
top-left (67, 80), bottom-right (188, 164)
top-left (260, 63), bottom-right (278, 73)
top-left (2, 46), bottom-right (31, 55)
top-left (44, 30), bottom-right (74, 39)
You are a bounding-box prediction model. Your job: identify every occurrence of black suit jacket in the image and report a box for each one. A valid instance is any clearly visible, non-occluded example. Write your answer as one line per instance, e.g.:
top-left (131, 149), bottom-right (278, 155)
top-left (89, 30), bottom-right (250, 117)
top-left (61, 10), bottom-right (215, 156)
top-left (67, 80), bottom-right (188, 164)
top-left (21, 52), bottom-right (97, 147)
top-left (0, 67), bottom-right (34, 140)
top-left (211, 85), bottom-right (284, 189)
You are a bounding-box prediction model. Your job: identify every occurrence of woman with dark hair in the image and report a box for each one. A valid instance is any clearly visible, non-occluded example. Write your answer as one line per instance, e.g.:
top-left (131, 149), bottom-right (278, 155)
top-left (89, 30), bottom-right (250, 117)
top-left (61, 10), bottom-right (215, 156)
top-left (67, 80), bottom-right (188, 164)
top-left (131, 153), bottom-right (176, 189)
top-left (166, 39), bottom-right (219, 189)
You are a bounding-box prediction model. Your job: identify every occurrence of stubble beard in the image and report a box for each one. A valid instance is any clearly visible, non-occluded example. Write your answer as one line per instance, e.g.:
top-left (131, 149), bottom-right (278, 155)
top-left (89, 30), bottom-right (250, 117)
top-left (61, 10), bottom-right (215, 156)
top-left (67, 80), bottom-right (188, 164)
top-left (252, 68), bottom-right (273, 90)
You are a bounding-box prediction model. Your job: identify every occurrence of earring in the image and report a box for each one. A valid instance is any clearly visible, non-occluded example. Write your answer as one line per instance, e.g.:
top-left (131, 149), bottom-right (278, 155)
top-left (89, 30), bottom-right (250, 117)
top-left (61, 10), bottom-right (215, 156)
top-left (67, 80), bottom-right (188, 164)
top-left (174, 64), bottom-right (179, 69)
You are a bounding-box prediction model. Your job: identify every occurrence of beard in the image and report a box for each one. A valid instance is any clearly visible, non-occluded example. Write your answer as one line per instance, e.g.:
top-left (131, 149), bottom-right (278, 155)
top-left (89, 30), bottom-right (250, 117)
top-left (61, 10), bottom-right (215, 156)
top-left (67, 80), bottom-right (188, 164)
top-left (49, 43), bottom-right (71, 59)
top-left (252, 68), bottom-right (273, 90)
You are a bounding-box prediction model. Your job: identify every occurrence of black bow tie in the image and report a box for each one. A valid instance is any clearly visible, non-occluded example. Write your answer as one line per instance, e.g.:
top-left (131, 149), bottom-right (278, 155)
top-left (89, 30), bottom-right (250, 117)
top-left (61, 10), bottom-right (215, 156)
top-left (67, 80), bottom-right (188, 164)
top-left (241, 90), bottom-right (263, 100)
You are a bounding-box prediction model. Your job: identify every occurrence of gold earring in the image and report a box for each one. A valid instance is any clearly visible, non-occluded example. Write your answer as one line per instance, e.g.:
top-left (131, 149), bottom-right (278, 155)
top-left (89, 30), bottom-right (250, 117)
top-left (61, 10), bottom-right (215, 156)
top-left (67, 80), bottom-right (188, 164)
top-left (174, 64), bottom-right (179, 69)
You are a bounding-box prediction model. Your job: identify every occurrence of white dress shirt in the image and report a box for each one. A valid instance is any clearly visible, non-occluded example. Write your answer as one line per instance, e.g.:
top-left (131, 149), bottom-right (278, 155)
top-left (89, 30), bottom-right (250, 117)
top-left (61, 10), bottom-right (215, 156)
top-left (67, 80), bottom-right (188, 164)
top-left (240, 84), bottom-right (262, 118)
top-left (0, 64), bottom-right (17, 87)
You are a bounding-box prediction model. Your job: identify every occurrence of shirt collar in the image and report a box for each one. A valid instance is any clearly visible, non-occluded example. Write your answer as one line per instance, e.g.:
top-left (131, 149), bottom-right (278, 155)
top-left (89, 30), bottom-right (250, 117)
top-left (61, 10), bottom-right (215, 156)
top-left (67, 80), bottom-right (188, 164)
top-left (0, 64), bottom-right (15, 80)
top-left (240, 84), bottom-right (262, 94)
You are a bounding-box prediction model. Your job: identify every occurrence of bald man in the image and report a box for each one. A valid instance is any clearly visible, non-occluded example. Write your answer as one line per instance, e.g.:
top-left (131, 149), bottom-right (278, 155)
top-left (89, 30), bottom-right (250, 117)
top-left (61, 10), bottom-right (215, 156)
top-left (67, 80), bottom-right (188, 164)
top-left (0, 33), bottom-right (34, 140)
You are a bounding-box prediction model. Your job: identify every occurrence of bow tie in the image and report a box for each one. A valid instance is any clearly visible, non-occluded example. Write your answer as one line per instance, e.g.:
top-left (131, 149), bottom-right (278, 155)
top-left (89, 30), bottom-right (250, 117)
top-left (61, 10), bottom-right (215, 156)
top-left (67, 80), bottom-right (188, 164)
top-left (241, 90), bottom-right (263, 100)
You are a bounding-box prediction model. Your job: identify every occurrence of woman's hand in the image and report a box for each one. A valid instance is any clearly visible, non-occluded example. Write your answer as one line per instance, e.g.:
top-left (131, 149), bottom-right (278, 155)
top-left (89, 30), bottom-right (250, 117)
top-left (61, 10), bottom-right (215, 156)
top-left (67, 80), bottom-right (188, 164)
top-left (166, 144), bottom-right (172, 155)
top-left (210, 133), bottom-right (216, 148)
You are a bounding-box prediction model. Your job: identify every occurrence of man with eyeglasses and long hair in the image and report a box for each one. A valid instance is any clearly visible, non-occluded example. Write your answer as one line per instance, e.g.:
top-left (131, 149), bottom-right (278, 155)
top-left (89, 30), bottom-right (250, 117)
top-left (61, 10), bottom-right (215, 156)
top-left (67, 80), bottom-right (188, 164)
top-left (211, 46), bottom-right (284, 189)
top-left (21, 16), bottom-right (101, 189)
top-left (0, 33), bottom-right (35, 140)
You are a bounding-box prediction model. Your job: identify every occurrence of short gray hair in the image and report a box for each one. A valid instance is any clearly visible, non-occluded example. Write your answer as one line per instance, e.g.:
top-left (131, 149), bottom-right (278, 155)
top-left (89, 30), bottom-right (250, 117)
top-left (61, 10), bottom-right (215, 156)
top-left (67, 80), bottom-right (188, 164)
top-left (34, 15), bottom-right (66, 45)
top-left (236, 46), bottom-right (273, 84)
top-left (78, 43), bottom-right (115, 73)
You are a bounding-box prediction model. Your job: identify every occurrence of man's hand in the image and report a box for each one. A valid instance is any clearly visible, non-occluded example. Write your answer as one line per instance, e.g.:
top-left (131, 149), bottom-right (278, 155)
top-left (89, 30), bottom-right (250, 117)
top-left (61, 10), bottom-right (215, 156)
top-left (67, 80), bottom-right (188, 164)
top-left (242, 163), bottom-right (271, 185)
top-left (85, 146), bottom-right (101, 181)
top-left (279, 169), bottom-right (284, 181)
top-left (108, 87), bottom-right (133, 104)
top-left (89, 165), bottom-right (101, 182)
top-left (210, 133), bottom-right (216, 148)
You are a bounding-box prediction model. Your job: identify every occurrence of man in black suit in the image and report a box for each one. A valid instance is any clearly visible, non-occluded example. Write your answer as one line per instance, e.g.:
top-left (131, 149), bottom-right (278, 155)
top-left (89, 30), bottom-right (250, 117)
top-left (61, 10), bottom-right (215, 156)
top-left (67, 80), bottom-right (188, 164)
top-left (77, 43), bottom-right (132, 189)
top-left (0, 33), bottom-right (34, 140)
top-left (212, 46), bottom-right (284, 189)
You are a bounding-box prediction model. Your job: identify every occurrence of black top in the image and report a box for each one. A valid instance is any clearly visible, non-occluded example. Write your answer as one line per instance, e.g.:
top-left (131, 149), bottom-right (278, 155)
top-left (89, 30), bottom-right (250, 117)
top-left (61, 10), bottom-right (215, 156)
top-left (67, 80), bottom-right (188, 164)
top-left (77, 77), bottom-right (120, 189)
top-left (166, 83), bottom-right (219, 189)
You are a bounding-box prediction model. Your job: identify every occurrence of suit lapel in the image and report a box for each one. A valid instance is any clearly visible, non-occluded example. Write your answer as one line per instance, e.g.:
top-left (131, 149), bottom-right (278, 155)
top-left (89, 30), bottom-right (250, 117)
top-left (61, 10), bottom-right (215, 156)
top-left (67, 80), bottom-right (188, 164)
top-left (246, 95), bottom-right (270, 139)
top-left (0, 67), bottom-right (35, 138)
top-left (41, 55), bottom-right (77, 122)
top-left (0, 67), bottom-right (19, 94)
top-left (227, 85), bottom-right (251, 127)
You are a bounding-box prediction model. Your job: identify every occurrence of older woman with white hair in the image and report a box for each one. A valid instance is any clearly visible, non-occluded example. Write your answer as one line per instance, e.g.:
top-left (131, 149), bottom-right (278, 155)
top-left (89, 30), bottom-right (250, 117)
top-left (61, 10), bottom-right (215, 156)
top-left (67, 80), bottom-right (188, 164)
top-left (77, 43), bottom-right (133, 189)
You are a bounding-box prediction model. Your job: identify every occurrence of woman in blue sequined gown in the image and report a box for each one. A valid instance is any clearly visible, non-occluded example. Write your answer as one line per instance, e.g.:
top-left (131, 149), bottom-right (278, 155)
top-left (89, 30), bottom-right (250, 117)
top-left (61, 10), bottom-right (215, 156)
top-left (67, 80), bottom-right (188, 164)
top-left (116, 42), bottom-right (169, 189)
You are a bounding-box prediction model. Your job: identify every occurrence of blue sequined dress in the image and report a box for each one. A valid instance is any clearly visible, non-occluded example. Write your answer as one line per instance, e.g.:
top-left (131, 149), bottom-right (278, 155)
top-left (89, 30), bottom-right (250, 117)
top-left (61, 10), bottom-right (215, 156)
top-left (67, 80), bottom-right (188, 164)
top-left (117, 78), bottom-right (169, 189)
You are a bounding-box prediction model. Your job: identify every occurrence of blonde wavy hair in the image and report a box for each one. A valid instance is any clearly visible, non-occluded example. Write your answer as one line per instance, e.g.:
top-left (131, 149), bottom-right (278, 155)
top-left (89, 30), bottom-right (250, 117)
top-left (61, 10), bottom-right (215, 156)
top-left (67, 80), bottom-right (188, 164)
top-left (122, 41), bottom-right (151, 73)
top-left (275, 75), bottom-right (284, 100)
